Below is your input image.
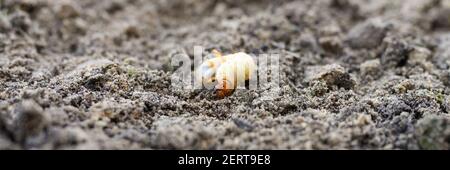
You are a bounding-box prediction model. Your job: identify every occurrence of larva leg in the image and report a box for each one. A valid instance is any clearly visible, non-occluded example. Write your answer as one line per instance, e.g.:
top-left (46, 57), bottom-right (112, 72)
top-left (212, 49), bottom-right (222, 58)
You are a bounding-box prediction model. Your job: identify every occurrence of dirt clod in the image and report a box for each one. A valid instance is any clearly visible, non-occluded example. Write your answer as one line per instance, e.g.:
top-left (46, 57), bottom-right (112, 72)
top-left (13, 100), bottom-right (49, 146)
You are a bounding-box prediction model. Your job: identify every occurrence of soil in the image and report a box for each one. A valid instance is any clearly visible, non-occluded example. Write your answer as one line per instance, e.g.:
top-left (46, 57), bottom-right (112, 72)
top-left (1, 0), bottom-right (450, 149)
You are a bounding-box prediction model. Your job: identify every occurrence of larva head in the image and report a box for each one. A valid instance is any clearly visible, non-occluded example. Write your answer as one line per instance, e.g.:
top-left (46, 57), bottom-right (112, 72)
top-left (215, 79), bottom-right (234, 99)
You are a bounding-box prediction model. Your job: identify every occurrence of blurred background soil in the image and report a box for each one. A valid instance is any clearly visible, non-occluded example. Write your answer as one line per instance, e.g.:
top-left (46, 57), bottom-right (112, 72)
top-left (1, 0), bottom-right (450, 149)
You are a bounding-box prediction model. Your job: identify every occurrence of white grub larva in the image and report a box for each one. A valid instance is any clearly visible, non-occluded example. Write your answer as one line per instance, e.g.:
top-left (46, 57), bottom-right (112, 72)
top-left (196, 50), bottom-right (256, 98)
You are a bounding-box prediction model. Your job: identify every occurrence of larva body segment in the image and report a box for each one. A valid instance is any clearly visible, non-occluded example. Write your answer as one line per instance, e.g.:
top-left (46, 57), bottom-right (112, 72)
top-left (215, 52), bottom-right (256, 89)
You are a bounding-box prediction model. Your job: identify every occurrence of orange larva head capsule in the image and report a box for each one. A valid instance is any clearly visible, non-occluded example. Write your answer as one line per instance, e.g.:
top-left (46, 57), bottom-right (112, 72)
top-left (215, 79), bottom-right (234, 99)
